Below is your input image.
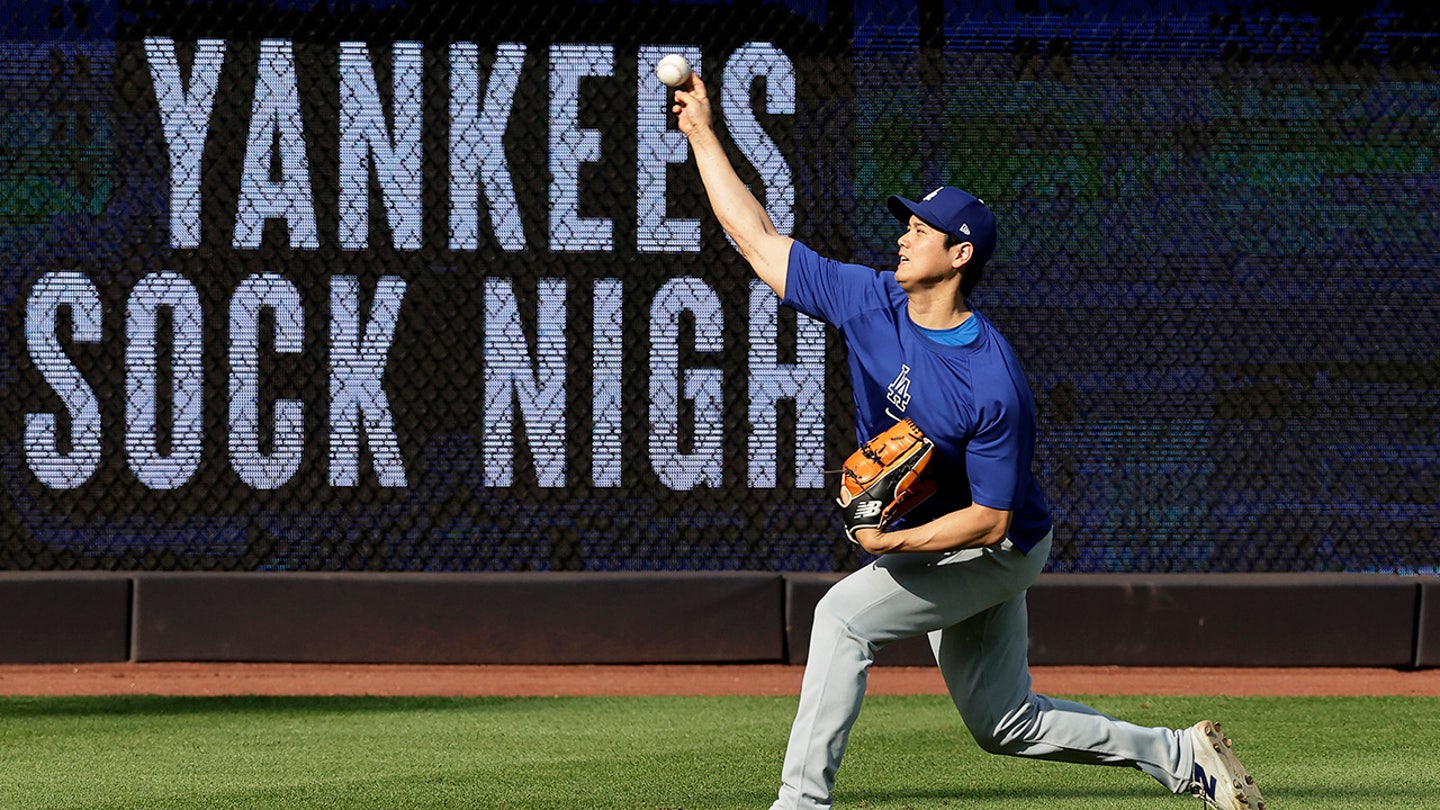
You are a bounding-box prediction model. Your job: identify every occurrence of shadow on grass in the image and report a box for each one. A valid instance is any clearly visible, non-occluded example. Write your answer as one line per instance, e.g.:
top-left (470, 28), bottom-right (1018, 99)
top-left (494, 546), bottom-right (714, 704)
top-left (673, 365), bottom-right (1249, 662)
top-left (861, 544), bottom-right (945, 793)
top-left (850, 782), bottom-right (1415, 806)
top-left (847, 784), bottom-right (1157, 803)
top-left (0, 694), bottom-right (548, 719)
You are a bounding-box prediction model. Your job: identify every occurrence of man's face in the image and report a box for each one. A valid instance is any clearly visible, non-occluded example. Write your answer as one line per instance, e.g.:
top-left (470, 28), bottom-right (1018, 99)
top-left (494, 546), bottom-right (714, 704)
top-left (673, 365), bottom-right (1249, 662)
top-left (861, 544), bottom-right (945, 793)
top-left (895, 215), bottom-right (968, 292)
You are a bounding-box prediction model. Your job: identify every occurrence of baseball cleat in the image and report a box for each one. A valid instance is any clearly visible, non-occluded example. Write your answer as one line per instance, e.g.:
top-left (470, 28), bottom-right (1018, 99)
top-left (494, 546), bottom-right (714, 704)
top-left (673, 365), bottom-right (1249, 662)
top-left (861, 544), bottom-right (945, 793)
top-left (1187, 720), bottom-right (1265, 810)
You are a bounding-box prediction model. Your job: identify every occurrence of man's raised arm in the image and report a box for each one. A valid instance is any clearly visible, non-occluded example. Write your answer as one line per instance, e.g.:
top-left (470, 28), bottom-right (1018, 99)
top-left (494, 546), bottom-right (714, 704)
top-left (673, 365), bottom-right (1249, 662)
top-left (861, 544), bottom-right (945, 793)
top-left (673, 73), bottom-right (793, 298)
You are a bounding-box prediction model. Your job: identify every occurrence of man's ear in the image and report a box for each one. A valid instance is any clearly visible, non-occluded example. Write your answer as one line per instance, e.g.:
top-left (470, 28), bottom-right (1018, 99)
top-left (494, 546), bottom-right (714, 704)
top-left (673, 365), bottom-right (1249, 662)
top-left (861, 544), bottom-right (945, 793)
top-left (951, 241), bottom-right (974, 270)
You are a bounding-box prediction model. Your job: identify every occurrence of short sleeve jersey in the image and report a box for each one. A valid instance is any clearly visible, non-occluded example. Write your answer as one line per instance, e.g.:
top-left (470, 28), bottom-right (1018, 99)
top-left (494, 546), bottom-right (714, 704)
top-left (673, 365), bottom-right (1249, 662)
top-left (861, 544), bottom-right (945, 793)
top-left (781, 241), bottom-right (1053, 552)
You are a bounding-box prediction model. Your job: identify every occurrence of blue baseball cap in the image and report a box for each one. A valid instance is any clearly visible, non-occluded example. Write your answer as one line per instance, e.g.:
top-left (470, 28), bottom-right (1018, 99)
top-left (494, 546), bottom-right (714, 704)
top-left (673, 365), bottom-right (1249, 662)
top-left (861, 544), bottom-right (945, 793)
top-left (887, 186), bottom-right (997, 268)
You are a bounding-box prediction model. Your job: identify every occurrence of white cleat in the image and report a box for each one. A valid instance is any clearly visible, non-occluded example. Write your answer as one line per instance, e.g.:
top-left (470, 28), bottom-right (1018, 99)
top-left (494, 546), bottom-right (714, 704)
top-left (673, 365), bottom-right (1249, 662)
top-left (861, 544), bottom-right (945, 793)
top-left (1187, 720), bottom-right (1266, 810)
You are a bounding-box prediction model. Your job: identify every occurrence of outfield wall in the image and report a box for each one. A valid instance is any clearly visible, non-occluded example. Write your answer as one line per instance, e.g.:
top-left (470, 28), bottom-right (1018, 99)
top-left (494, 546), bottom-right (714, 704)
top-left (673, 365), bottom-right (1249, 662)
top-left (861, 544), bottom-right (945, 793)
top-left (3, 572), bottom-right (1435, 668)
top-left (5, 3), bottom-right (1438, 581)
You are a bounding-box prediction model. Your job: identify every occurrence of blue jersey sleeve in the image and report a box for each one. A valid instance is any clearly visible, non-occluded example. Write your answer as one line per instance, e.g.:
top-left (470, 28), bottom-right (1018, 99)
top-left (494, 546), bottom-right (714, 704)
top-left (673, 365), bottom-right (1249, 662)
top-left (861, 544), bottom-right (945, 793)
top-left (780, 240), bottom-right (889, 327)
top-left (964, 388), bottom-right (1037, 512)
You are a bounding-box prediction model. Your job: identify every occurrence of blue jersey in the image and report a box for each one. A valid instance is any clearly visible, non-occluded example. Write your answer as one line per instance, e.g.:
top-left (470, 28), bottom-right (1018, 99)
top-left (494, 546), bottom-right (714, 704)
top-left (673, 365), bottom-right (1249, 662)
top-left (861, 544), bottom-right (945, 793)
top-left (781, 241), bottom-right (1053, 552)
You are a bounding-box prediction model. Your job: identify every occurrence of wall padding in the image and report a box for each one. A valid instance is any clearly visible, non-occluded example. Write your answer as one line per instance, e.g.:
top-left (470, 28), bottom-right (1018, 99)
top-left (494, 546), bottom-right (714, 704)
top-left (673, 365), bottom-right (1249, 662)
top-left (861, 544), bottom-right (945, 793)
top-left (1415, 579), bottom-right (1440, 668)
top-left (0, 574), bottom-right (131, 663)
top-left (1027, 573), bottom-right (1419, 667)
top-left (132, 572), bottom-right (785, 664)
top-left (786, 572), bottom-right (1422, 668)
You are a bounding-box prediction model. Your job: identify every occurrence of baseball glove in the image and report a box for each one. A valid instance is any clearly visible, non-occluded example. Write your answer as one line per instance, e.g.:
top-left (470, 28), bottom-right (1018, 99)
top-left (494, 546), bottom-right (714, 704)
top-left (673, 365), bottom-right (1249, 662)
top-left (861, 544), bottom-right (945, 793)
top-left (836, 418), bottom-right (937, 544)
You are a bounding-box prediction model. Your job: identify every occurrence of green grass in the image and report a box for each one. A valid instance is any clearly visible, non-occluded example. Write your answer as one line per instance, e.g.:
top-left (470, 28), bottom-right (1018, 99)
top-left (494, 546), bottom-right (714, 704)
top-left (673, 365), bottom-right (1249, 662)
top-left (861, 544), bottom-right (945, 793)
top-left (1, 694), bottom-right (1438, 809)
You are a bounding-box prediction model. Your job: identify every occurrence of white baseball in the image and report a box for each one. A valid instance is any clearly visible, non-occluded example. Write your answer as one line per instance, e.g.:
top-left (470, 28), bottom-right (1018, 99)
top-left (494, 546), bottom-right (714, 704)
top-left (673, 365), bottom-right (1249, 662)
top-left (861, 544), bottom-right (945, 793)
top-left (656, 54), bottom-right (691, 88)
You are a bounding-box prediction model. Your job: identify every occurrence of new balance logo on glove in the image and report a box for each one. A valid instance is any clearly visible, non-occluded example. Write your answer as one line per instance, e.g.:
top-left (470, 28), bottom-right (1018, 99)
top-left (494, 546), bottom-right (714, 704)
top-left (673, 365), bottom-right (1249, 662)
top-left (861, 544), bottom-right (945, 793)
top-left (852, 500), bottom-right (883, 519)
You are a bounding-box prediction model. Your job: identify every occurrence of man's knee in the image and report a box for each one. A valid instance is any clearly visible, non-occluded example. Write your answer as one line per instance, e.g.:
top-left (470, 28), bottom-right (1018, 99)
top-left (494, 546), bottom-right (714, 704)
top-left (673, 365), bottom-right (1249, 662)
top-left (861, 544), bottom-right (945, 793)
top-left (965, 702), bottom-right (1039, 757)
top-left (811, 589), bottom-right (856, 638)
top-left (968, 724), bottom-right (1021, 756)
top-left (809, 588), bottom-right (885, 657)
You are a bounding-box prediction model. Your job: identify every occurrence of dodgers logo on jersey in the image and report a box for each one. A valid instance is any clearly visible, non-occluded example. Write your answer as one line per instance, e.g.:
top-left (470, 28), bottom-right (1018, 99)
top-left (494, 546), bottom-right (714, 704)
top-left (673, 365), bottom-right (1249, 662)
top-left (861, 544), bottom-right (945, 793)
top-left (886, 364), bottom-right (912, 421)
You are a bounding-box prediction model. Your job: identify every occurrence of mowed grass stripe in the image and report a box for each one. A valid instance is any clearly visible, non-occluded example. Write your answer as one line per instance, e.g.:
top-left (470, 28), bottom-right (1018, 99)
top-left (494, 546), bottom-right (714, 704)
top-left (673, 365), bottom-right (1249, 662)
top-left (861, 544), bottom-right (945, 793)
top-left (1, 695), bottom-right (1438, 809)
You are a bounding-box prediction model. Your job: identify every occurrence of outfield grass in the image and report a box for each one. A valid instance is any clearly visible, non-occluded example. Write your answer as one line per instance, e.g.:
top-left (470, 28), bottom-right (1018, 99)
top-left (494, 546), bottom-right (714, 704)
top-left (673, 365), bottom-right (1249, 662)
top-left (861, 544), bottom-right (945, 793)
top-left (1, 694), bottom-right (1437, 809)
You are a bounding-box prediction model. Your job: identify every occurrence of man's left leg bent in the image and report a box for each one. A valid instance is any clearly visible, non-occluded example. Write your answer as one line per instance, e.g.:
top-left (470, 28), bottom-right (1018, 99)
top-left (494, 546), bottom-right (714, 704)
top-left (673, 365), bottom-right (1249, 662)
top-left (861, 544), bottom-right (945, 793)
top-left (931, 551), bottom-right (1195, 794)
top-left (771, 541), bottom-right (1045, 810)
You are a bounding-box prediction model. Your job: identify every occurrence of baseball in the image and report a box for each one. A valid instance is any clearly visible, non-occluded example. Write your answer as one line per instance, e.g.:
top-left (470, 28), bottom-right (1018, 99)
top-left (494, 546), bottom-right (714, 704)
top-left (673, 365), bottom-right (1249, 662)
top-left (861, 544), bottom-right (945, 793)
top-left (656, 54), bottom-right (691, 88)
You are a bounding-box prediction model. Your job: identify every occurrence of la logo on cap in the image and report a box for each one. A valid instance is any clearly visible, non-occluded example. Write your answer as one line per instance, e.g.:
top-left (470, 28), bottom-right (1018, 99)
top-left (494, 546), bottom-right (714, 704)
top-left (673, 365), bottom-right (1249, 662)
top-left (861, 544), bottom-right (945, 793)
top-left (923, 187), bottom-right (944, 201)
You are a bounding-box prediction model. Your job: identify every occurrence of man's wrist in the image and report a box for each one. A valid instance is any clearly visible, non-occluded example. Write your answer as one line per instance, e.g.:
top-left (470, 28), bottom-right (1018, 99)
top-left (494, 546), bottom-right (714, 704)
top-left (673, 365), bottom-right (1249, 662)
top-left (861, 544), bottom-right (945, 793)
top-left (686, 124), bottom-right (721, 149)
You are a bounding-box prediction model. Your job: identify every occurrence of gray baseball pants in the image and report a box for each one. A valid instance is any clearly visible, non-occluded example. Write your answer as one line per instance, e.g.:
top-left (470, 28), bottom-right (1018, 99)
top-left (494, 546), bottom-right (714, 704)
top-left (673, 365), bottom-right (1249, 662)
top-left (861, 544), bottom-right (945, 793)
top-left (770, 533), bottom-right (1196, 810)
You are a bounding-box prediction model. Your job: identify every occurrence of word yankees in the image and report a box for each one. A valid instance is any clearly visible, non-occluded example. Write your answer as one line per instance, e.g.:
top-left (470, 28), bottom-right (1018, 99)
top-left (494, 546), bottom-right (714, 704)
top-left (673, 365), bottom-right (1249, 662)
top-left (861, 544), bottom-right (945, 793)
top-left (145, 37), bottom-right (795, 252)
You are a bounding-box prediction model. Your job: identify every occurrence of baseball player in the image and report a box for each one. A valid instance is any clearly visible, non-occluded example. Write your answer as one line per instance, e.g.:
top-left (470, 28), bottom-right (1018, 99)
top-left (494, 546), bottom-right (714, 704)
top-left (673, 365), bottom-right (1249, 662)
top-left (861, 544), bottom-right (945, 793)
top-left (672, 72), bottom-right (1266, 810)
